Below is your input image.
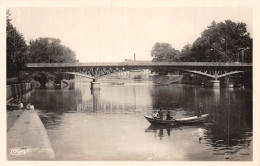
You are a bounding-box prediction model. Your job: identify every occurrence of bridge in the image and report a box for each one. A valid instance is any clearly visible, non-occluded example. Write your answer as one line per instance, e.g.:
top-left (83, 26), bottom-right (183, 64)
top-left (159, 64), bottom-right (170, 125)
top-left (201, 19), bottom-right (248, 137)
top-left (26, 62), bottom-right (252, 88)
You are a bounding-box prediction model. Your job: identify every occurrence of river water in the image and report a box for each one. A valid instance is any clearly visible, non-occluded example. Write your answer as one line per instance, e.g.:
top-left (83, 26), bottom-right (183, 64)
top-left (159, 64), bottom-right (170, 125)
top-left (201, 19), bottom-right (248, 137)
top-left (20, 79), bottom-right (252, 161)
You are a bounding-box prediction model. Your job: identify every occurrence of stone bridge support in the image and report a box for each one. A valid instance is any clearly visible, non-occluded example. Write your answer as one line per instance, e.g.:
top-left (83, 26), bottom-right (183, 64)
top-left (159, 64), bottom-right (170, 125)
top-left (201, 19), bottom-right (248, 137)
top-left (90, 81), bottom-right (100, 89)
top-left (63, 72), bottom-right (102, 89)
top-left (210, 80), bottom-right (221, 88)
top-left (63, 67), bottom-right (125, 89)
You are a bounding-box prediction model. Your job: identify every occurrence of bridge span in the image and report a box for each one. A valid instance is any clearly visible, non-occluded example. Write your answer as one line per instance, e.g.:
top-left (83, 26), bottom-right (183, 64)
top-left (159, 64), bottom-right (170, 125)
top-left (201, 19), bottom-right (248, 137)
top-left (26, 62), bottom-right (252, 88)
top-left (26, 61), bottom-right (252, 68)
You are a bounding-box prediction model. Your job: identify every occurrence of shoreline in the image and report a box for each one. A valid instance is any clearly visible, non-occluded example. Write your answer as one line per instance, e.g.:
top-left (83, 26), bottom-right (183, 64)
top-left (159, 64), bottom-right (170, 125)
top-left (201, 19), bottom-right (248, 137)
top-left (7, 109), bottom-right (55, 160)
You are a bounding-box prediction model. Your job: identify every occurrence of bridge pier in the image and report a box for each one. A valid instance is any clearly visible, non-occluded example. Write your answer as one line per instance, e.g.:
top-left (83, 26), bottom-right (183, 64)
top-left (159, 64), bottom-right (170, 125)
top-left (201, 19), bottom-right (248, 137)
top-left (90, 81), bottom-right (100, 89)
top-left (210, 80), bottom-right (220, 88)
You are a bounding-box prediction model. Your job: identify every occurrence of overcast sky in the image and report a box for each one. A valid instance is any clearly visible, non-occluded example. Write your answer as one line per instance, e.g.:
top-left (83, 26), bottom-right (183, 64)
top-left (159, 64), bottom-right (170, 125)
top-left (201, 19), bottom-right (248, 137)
top-left (9, 7), bottom-right (252, 62)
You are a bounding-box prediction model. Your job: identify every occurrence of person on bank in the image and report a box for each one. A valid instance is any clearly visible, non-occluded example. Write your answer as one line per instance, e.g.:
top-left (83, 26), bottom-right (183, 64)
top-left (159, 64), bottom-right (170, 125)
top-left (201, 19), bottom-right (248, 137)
top-left (197, 103), bottom-right (203, 117)
top-left (26, 103), bottom-right (31, 110)
top-left (19, 102), bottom-right (24, 110)
top-left (30, 104), bottom-right (35, 110)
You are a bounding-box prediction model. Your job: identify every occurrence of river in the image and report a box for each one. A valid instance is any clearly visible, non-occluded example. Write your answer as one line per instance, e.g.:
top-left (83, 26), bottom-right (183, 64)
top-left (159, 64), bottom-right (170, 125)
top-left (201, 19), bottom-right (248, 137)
top-left (20, 79), bottom-right (252, 161)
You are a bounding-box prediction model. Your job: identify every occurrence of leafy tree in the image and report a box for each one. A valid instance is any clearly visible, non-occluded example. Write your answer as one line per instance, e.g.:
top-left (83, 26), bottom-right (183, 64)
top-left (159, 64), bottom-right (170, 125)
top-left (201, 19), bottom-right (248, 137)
top-left (28, 37), bottom-right (76, 88)
top-left (190, 20), bottom-right (252, 62)
top-left (179, 43), bottom-right (192, 62)
top-left (28, 38), bottom-right (76, 63)
top-left (151, 42), bottom-right (179, 62)
top-left (6, 10), bottom-right (28, 78)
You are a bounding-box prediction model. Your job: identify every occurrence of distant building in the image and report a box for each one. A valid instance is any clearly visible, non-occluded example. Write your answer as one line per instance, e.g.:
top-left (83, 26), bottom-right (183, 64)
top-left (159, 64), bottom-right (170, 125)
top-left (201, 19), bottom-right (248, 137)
top-left (118, 71), bottom-right (130, 76)
top-left (118, 69), bottom-right (152, 79)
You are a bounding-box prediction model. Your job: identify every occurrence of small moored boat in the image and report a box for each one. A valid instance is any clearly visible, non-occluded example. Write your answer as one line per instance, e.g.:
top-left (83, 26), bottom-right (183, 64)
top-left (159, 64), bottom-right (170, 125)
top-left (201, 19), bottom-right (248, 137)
top-left (111, 82), bottom-right (124, 85)
top-left (7, 103), bottom-right (20, 111)
top-left (144, 114), bottom-right (209, 125)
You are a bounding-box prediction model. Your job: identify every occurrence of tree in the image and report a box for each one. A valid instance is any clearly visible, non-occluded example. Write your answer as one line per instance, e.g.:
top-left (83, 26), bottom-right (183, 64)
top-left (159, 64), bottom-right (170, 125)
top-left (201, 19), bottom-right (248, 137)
top-left (6, 10), bottom-right (28, 78)
top-left (179, 43), bottom-right (192, 62)
top-left (151, 42), bottom-right (179, 62)
top-left (28, 37), bottom-right (77, 88)
top-left (28, 38), bottom-right (76, 63)
top-left (190, 20), bottom-right (252, 62)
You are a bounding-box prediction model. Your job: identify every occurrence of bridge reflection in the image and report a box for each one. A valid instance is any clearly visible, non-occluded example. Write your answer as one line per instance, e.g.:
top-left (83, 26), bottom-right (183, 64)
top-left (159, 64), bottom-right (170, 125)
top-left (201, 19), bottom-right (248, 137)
top-left (76, 89), bottom-right (141, 113)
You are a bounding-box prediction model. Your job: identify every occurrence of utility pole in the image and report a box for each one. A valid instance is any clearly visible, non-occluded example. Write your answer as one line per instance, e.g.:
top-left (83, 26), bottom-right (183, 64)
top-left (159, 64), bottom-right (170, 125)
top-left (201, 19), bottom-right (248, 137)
top-left (241, 49), bottom-right (244, 63)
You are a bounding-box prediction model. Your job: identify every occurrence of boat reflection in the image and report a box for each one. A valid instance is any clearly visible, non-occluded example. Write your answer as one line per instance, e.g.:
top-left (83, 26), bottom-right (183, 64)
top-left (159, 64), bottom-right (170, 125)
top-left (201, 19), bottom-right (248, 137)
top-left (145, 123), bottom-right (208, 140)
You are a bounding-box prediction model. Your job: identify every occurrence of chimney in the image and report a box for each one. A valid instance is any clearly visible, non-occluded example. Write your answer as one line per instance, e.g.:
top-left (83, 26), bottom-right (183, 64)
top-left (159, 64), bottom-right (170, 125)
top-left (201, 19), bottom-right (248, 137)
top-left (134, 53), bottom-right (136, 62)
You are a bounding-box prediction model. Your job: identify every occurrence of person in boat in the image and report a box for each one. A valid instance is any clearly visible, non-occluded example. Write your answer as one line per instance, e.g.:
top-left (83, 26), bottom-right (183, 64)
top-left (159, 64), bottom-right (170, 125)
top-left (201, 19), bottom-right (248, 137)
top-left (198, 103), bottom-right (203, 117)
top-left (166, 110), bottom-right (172, 120)
top-left (152, 111), bottom-right (159, 119)
top-left (158, 108), bottom-right (163, 119)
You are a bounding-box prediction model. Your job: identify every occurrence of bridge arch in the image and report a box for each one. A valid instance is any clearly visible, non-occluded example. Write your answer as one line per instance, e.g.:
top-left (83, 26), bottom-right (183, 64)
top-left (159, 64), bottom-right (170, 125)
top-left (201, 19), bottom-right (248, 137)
top-left (25, 62), bottom-right (252, 88)
top-left (175, 68), bottom-right (245, 80)
top-left (62, 72), bottom-right (95, 80)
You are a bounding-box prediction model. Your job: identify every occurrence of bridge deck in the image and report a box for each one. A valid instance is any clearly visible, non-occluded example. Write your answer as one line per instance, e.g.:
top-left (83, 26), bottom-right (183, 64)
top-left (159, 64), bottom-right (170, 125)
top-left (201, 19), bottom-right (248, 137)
top-left (26, 62), bottom-right (252, 68)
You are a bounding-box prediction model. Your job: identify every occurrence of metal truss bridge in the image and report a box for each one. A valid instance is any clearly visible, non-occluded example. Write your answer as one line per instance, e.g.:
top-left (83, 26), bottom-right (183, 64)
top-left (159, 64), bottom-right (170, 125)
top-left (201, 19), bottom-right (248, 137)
top-left (26, 61), bottom-right (252, 81)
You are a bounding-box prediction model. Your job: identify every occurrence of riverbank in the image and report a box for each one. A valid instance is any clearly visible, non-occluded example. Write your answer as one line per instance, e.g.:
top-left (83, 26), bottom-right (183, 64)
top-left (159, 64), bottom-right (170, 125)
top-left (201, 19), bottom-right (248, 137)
top-left (7, 109), bottom-right (24, 131)
top-left (7, 109), bottom-right (55, 160)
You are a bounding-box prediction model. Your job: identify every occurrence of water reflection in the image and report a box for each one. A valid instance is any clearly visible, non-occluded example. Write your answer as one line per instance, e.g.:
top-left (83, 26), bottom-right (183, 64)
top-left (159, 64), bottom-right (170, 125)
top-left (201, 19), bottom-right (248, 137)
top-left (145, 124), bottom-right (207, 140)
top-left (91, 89), bottom-right (100, 112)
top-left (22, 80), bottom-right (252, 160)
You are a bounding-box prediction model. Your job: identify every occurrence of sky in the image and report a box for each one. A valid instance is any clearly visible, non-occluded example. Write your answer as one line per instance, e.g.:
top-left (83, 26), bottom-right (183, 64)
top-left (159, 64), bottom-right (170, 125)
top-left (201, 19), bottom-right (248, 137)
top-left (9, 7), bottom-right (252, 62)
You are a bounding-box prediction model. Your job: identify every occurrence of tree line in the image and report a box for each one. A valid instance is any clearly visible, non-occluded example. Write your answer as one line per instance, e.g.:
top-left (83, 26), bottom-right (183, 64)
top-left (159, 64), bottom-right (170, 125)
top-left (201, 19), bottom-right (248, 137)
top-left (151, 20), bottom-right (252, 63)
top-left (7, 10), bottom-right (77, 87)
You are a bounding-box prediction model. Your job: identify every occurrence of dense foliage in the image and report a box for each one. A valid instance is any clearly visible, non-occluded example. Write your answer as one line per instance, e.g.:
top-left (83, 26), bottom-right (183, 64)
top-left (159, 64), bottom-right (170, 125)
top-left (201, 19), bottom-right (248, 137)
top-left (151, 42), bottom-right (180, 62)
top-left (6, 10), bottom-right (28, 78)
top-left (28, 38), bottom-right (76, 63)
top-left (179, 44), bottom-right (192, 62)
top-left (151, 20), bottom-right (252, 63)
top-left (188, 20), bottom-right (252, 62)
top-left (6, 10), bottom-right (77, 87)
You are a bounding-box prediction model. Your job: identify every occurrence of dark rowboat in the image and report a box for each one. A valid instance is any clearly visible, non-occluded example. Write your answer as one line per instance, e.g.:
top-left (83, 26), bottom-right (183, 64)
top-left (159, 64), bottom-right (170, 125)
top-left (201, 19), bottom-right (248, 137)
top-left (7, 103), bottom-right (20, 111)
top-left (144, 114), bottom-right (209, 125)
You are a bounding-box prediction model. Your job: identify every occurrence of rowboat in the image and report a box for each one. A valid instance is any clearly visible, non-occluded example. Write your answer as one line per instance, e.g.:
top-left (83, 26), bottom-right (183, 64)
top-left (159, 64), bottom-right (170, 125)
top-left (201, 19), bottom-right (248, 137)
top-left (7, 103), bottom-right (20, 111)
top-left (144, 114), bottom-right (209, 125)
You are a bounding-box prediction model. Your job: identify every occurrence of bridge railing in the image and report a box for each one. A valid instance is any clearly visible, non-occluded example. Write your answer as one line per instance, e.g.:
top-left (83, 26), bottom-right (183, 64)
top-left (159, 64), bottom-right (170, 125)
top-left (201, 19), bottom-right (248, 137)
top-left (26, 62), bottom-right (252, 68)
top-left (121, 61), bottom-right (252, 66)
top-left (27, 62), bottom-right (123, 67)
